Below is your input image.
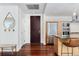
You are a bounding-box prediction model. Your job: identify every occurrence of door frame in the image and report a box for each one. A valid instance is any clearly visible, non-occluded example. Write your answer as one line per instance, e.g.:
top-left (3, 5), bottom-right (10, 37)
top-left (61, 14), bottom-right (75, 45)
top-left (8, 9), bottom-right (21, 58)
top-left (30, 15), bottom-right (41, 44)
top-left (46, 21), bottom-right (58, 45)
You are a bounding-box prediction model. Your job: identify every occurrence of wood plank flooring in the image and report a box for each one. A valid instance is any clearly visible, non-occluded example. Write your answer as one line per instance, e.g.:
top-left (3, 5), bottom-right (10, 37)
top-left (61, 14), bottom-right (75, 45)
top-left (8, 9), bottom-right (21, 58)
top-left (0, 43), bottom-right (57, 56)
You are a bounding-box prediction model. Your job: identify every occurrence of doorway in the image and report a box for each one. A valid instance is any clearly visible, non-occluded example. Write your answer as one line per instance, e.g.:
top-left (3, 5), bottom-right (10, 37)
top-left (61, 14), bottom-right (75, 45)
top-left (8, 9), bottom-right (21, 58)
top-left (46, 21), bottom-right (58, 45)
top-left (30, 16), bottom-right (40, 44)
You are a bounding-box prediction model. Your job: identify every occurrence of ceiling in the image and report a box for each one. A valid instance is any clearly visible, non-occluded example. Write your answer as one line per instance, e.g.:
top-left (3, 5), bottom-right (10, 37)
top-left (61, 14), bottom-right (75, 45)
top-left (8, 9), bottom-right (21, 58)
top-left (18, 3), bottom-right (46, 14)
top-left (1, 3), bottom-right (79, 16)
top-left (45, 3), bottom-right (79, 16)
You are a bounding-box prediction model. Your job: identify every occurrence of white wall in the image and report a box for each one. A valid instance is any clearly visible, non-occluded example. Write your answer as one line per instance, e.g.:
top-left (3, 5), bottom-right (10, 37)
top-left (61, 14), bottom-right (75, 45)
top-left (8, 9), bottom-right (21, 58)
top-left (0, 6), bottom-right (19, 51)
top-left (18, 7), bottom-right (25, 50)
top-left (23, 14), bottom-right (30, 43)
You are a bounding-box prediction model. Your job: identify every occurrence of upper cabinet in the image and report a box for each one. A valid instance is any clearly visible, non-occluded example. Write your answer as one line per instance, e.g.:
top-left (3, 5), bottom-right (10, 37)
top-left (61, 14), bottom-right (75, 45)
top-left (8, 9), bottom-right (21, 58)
top-left (70, 23), bottom-right (79, 33)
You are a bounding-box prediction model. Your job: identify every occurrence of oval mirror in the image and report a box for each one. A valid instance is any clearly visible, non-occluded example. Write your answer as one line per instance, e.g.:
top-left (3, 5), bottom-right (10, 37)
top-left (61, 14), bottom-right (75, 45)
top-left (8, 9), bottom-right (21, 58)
top-left (3, 12), bottom-right (15, 29)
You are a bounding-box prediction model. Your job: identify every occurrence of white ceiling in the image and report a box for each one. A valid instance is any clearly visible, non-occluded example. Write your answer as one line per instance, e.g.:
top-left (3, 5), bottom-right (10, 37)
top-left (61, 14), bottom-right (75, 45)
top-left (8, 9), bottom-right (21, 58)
top-left (0, 3), bottom-right (46, 14)
top-left (1, 3), bottom-right (79, 16)
top-left (18, 3), bottom-right (79, 16)
top-left (18, 3), bottom-right (46, 14)
top-left (45, 3), bottom-right (79, 16)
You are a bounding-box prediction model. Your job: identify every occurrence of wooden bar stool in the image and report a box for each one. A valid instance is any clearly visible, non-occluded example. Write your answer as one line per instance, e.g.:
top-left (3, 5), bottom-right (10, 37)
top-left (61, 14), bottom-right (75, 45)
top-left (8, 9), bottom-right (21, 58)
top-left (60, 38), bottom-right (79, 56)
top-left (61, 44), bottom-right (73, 56)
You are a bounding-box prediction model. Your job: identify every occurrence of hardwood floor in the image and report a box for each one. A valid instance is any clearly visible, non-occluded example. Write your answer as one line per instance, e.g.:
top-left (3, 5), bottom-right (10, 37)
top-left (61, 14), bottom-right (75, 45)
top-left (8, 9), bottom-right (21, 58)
top-left (0, 43), bottom-right (57, 56)
top-left (18, 43), bottom-right (56, 56)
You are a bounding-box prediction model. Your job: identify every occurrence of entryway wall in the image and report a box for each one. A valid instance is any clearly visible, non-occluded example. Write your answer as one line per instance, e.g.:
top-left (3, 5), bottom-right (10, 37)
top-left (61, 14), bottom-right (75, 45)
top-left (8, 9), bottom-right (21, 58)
top-left (23, 14), bottom-right (45, 45)
top-left (0, 5), bottom-right (19, 51)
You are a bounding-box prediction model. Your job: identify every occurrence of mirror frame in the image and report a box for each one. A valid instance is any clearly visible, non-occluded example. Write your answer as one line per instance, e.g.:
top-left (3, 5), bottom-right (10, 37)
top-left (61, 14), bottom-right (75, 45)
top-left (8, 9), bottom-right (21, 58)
top-left (3, 12), bottom-right (15, 32)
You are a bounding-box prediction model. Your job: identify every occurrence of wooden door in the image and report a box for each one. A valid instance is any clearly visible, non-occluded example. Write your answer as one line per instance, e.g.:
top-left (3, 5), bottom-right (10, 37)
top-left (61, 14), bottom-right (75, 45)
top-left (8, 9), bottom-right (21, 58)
top-left (30, 16), bottom-right (40, 44)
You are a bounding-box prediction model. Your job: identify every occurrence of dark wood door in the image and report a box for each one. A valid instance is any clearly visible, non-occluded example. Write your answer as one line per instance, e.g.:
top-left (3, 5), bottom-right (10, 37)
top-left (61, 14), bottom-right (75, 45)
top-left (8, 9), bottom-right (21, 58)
top-left (30, 16), bottom-right (40, 43)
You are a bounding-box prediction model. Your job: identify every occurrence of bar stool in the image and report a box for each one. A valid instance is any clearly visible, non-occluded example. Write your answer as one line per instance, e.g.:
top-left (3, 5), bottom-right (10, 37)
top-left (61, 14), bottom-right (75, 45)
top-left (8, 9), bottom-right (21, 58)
top-left (60, 38), bottom-right (74, 56)
top-left (61, 44), bottom-right (73, 56)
